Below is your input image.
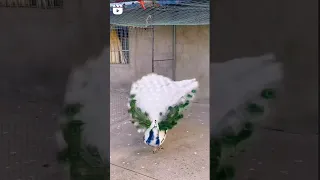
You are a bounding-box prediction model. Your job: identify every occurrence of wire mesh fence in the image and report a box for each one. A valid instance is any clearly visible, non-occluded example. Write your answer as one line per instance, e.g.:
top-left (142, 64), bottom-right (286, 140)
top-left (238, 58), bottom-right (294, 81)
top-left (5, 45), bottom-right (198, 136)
top-left (110, 26), bottom-right (130, 64)
top-left (110, 0), bottom-right (210, 26)
top-left (110, 88), bottom-right (130, 125)
top-left (110, 25), bottom-right (176, 80)
top-left (0, 0), bottom-right (63, 8)
top-left (110, 25), bottom-right (155, 65)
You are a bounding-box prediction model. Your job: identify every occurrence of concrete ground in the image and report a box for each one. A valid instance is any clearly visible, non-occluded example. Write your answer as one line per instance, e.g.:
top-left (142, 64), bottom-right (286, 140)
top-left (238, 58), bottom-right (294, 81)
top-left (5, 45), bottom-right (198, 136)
top-left (110, 88), bottom-right (210, 180)
top-left (227, 127), bottom-right (318, 180)
top-left (0, 89), bottom-right (69, 180)
top-left (0, 84), bottom-right (316, 180)
top-left (109, 86), bottom-right (318, 180)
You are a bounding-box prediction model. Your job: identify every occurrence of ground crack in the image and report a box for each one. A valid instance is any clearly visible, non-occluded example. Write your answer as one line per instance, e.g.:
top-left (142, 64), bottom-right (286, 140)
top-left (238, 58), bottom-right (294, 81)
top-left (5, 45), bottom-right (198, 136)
top-left (260, 126), bottom-right (318, 136)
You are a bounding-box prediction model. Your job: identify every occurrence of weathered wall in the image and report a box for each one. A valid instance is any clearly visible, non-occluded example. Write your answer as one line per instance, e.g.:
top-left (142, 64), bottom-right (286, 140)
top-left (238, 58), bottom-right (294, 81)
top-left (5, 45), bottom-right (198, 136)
top-left (212, 0), bottom-right (318, 134)
top-left (110, 26), bottom-right (171, 86)
top-left (153, 26), bottom-right (174, 79)
top-left (110, 28), bottom-right (152, 86)
top-left (176, 25), bottom-right (210, 103)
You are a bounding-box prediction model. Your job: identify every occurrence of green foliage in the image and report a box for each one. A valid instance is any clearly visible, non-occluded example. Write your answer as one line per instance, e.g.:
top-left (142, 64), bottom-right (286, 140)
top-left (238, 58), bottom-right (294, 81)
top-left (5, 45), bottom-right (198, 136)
top-left (211, 88), bottom-right (276, 180)
top-left (58, 103), bottom-right (108, 180)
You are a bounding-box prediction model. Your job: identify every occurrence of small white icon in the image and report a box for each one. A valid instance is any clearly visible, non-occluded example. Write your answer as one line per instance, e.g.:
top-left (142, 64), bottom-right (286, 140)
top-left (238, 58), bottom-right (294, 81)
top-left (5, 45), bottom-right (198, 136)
top-left (112, 4), bottom-right (123, 15)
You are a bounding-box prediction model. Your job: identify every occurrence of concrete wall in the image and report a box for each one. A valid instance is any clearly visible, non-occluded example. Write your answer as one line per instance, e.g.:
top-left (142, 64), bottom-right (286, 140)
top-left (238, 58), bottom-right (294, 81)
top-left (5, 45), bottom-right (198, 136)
top-left (111, 25), bottom-right (210, 103)
top-left (212, 0), bottom-right (318, 134)
top-left (153, 26), bottom-right (174, 79)
top-left (110, 28), bottom-right (153, 86)
top-left (175, 25), bottom-right (210, 103)
top-left (110, 26), bottom-right (171, 86)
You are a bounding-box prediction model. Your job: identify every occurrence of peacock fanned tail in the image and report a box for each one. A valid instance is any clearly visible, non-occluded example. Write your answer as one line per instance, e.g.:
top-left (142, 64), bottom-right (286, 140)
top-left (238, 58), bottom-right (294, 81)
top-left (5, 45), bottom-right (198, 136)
top-left (128, 95), bottom-right (151, 130)
top-left (158, 89), bottom-right (197, 131)
top-left (128, 74), bottom-right (199, 132)
top-left (128, 88), bottom-right (198, 131)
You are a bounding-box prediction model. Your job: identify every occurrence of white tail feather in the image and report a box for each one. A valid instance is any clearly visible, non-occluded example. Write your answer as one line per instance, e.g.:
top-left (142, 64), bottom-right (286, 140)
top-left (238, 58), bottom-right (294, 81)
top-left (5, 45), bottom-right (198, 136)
top-left (211, 53), bottom-right (282, 136)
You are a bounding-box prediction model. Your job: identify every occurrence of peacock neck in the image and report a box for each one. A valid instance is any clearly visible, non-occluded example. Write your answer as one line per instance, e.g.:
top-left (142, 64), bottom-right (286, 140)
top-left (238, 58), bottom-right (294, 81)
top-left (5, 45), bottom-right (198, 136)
top-left (144, 122), bottom-right (161, 145)
top-left (147, 122), bottom-right (159, 134)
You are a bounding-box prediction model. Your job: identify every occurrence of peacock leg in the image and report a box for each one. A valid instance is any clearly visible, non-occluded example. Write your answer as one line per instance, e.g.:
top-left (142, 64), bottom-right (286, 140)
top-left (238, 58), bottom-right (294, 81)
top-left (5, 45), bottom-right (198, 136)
top-left (153, 147), bottom-right (158, 154)
top-left (153, 146), bottom-right (164, 153)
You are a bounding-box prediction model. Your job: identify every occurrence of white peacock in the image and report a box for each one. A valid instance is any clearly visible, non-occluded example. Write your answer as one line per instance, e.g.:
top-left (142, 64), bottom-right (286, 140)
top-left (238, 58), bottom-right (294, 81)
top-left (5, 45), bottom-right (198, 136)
top-left (128, 73), bottom-right (199, 153)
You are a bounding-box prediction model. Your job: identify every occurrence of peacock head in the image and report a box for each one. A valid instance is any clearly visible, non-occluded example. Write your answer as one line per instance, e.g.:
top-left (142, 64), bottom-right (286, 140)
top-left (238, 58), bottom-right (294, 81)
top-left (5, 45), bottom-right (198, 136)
top-left (150, 120), bottom-right (159, 129)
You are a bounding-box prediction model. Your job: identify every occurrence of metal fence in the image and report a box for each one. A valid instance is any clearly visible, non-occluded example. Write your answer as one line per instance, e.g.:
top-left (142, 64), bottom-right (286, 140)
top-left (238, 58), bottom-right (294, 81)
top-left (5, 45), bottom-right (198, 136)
top-left (110, 26), bottom-right (130, 64)
top-left (110, 0), bottom-right (210, 26)
top-left (110, 88), bottom-right (130, 125)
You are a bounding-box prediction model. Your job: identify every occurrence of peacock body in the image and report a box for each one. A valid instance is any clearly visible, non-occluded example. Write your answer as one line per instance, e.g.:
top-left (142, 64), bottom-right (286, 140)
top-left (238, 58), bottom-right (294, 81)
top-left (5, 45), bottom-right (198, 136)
top-left (128, 73), bottom-right (199, 153)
